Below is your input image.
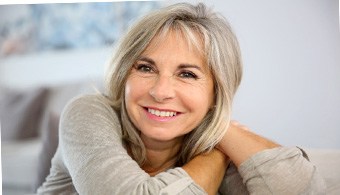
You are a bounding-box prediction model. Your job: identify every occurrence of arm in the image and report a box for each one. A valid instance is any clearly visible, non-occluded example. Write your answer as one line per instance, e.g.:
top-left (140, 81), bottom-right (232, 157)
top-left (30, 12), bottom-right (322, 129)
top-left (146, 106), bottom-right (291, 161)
top-left (60, 95), bottom-right (228, 194)
top-left (217, 121), bottom-right (279, 167)
top-left (183, 149), bottom-right (229, 195)
top-left (217, 121), bottom-right (326, 194)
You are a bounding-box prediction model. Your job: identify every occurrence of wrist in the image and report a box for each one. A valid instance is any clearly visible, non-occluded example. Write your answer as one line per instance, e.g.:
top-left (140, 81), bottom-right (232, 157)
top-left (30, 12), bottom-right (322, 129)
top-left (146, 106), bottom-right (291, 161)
top-left (218, 121), bottom-right (280, 167)
top-left (183, 149), bottom-right (229, 194)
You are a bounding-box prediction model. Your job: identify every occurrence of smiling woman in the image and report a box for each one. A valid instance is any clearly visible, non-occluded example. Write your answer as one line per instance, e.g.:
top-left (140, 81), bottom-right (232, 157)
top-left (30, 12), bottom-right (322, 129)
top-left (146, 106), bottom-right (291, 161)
top-left (37, 2), bottom-right (326, 195)
top-left (125, 31), bottom-right (215, 173)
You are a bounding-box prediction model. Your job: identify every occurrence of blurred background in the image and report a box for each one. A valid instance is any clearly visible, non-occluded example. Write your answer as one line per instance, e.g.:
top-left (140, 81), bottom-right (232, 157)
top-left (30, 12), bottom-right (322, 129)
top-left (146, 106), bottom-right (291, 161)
top-left (0, 1), bottom-right (161, 86)
top-left (1, 0), bottom-right (339, 194)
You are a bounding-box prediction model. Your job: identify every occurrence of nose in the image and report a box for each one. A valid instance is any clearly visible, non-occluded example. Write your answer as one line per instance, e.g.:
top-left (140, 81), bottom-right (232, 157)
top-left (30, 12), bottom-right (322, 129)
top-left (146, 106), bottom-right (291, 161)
top-left (149, 75), bottom-right (175, 102)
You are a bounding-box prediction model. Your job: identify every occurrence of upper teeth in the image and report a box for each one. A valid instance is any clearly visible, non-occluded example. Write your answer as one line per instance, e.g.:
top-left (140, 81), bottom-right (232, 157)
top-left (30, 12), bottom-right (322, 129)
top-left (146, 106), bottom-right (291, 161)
top-left (148, 108), bottom-right (177, 117)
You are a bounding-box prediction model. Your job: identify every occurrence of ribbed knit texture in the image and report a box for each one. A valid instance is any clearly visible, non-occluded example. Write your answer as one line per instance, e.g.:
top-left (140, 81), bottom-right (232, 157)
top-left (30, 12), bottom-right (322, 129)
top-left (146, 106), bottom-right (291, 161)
top-left (37, 95), bottom-right (326, 195)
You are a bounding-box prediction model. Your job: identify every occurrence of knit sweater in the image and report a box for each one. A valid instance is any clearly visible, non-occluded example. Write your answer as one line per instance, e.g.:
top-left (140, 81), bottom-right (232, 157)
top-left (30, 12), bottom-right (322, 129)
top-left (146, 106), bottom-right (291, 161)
top-left (37, 94), bottom-right (326, 195)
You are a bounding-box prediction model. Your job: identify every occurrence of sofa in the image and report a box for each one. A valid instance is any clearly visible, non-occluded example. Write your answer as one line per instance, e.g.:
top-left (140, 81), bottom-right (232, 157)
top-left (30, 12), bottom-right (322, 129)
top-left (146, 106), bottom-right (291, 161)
top-left (1, 49), bottom-right (340, 195)
top-left (1, 79), bottom-right (104, 195)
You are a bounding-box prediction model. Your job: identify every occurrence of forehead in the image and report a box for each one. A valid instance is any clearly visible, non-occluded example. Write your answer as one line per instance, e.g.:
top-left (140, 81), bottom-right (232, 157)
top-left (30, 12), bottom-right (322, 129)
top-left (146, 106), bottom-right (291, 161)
top-left (144, 28), bottom-right (205, 58)
top-left (142, 32), bottom-right (202, 67)
top-left (140, 29), bottom-right (210, 72)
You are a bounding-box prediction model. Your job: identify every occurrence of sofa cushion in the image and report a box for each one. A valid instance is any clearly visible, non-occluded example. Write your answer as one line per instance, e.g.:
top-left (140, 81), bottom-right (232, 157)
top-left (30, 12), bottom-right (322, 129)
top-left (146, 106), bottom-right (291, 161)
top-left (305, 149), bottom-right (340, 194)
top-left (34, 111), bottom-right (60, 191)
top-left (0, 86), bottom-right (49, 141)
top-left (1, 138), bottom-right (42, 191)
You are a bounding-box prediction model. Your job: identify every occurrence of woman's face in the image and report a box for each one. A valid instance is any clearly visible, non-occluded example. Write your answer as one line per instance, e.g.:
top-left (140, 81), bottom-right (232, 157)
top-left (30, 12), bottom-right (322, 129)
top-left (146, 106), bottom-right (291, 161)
top-left (125, 31), bottom-right (214, 145)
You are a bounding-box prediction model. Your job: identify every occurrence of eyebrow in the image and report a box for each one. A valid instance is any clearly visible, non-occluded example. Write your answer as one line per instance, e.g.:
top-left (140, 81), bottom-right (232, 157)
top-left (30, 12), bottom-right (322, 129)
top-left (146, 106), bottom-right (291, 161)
top-left (138, 56), bottom-right (155, 65)
top-left (178, 64), bottom-right (203, 72)
top-left (138, 56), bottom-right (203, 72)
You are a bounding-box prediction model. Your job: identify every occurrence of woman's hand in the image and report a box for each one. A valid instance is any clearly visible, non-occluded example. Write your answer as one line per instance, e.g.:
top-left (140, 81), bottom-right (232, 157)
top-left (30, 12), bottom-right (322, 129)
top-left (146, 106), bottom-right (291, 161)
top-left (217, 121), bottom-right (280, 167)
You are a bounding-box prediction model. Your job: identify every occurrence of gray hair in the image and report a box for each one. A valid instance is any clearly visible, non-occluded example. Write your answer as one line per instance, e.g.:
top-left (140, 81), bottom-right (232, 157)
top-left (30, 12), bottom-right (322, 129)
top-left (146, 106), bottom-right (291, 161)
top-left (105, 2), bottom-right (242, 166)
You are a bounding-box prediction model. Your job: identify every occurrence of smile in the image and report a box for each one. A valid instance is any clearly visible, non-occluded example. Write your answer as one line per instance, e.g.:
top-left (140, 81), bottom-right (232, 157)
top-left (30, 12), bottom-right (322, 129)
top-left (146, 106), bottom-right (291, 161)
top-left (147, 108), bottom-right (177, 117)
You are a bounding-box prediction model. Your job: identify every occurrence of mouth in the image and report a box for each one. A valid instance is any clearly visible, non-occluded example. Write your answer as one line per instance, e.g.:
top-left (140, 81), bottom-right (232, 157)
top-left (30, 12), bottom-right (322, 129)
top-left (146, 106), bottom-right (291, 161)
top-left (144, 107), bottom-right (179, 118)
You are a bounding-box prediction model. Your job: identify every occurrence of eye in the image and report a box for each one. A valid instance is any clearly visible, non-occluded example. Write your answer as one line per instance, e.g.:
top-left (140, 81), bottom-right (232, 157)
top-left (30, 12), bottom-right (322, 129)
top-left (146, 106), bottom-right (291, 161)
top-left (135, 64), bottom-right (154, 73)
top-left (179, 71), bottom-right (198, 79)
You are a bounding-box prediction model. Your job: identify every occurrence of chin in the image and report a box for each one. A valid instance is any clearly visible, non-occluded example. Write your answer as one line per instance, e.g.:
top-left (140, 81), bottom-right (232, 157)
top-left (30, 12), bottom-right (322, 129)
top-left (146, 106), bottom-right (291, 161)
top-left (141, 131), bottom-right (183, 143)
top-left (148, 134), bottom-right (176, 142)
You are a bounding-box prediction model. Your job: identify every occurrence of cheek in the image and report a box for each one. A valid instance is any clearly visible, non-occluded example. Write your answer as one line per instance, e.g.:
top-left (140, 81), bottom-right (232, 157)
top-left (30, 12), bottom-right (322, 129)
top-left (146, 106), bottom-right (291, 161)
top-left (125, 77), bottom-right (149, 104)
top-left (124, 80), bottom-right (133, 104)
top-left (125, 79), bottom-right (138, 104)
top-left (125, 78), bottom-right (144, 124)
top-left (181, 82), bottom-right (214, 112)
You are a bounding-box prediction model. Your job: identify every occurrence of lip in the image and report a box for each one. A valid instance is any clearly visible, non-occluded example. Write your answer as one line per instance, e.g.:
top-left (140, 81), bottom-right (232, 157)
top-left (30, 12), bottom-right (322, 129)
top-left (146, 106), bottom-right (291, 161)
top-left (143, 106), bottom-right (181, 122)
top-left (145, 106), bottom-right (179, 113)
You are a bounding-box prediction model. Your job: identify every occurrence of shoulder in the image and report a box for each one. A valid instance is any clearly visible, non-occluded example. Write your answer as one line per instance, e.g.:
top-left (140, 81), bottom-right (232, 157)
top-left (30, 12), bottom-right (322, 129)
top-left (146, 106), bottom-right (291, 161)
top-left (64, 94), bottom-right (114, 111)
top-left (60, 94), bottom-right (121, 136)
top-left (62, 94), bottom-right (118, 120)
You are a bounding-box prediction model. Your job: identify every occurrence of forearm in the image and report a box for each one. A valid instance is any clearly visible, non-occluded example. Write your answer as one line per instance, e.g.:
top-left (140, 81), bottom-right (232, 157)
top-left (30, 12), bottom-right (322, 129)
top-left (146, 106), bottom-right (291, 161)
top-left (238, 147), bottom-right (327, 194)
top-left (217, 122), bottom-right (326, 194)
top-left (57, 95), bottom-right (212, 194)
top-left (183, 149), bottom-right (229, 195)
top-left (218, 121), bottom-right (279, 167)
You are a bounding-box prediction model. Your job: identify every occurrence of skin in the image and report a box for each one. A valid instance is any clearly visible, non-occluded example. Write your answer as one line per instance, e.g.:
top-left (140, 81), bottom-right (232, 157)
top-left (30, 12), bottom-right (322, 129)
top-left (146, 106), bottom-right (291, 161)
top-left (184, 123), bottom-right (279, 194)
top-left (183, 149), bottom-right (229, 195)
top-left (125, 31), bottom-right (214, 175)
top-left (125, 31), bottom-right (280, 194)
top-left (217, 121), bottom-right (280, 168)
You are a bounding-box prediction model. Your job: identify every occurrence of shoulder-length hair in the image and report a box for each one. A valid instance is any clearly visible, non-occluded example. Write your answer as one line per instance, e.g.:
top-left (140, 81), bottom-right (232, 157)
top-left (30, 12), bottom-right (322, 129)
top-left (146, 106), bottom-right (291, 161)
top-left (105, 3), bottom-right (242, 166)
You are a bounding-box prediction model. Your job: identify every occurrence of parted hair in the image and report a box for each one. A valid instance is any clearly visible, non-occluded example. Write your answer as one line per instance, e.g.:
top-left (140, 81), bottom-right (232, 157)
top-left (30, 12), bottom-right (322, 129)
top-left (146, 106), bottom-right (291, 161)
top-left (105, 2), bottom-right (242, 166)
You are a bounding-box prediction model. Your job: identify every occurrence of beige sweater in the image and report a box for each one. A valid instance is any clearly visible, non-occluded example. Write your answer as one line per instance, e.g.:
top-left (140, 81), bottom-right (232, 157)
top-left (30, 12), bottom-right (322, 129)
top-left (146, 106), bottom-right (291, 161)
top-left (37, 95), bottom-right (326, 195)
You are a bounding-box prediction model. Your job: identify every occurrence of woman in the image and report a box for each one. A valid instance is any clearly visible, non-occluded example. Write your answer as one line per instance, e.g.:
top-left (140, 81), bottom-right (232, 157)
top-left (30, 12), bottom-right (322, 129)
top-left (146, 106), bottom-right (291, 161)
top-left (38, 3), bottom-right (325, 194)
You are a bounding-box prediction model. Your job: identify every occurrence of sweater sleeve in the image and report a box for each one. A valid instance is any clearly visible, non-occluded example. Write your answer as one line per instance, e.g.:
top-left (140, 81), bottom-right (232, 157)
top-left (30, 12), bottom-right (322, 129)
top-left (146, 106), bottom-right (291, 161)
top-left (58, 95), bottom-right (206, 195)
top-left (235, 146), bottom-right (327, 195)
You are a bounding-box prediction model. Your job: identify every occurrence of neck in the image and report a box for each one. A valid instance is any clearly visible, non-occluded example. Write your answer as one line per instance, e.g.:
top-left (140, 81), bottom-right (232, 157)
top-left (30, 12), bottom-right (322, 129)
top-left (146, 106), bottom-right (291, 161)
top-left (141, 135), bottom-right (183, 176)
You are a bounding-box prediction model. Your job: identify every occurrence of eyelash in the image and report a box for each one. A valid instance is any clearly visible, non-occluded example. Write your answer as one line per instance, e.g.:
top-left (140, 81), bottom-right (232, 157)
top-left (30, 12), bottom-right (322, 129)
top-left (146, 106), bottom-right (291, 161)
top-left (179, 71), bottom-right (198, 79)
top-left (134, 63), bottom-right (199, 80)
top-left (135, 64), bottom-right (155, 73)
